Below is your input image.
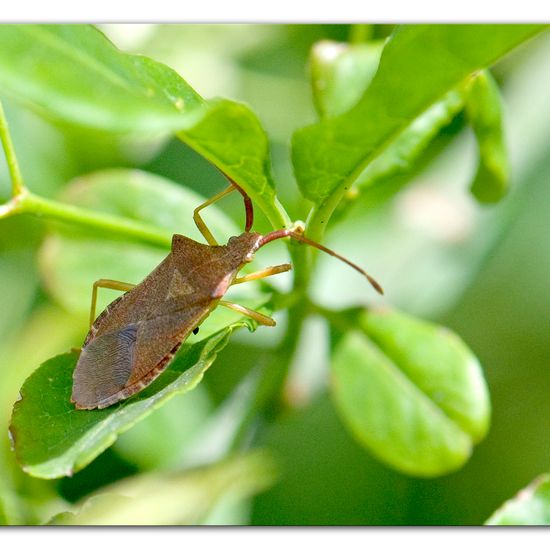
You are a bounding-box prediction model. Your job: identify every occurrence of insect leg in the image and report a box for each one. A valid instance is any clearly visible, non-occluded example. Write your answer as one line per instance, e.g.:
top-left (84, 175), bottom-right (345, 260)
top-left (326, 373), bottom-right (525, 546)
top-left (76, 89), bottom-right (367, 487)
top-left (193, 185), bottom-right (235, 246)
top-left (232, 263), bottom-right (292, 285)
top-left (193, 179), bottom-right (254, 245)
top-left (219, 301), bottom-right (276, 327)
top-left (90, 279), bottom-right (136, 328)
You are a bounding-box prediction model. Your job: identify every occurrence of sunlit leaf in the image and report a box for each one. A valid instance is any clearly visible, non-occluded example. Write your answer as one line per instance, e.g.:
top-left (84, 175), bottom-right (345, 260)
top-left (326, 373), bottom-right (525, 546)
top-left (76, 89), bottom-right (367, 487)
top-left (177, 99), bottom-right (286, 228)
top-left (10, 323), bottom-right (248, 479)
top-left (310, 40), bottom-right (383, 118)
top-left (466, 70), bottom-right (510, 203)
top-left (0, 25), bottom-right (204, 134)
top-left (330, 307), bottom-right (490, 477)
top-left (486, 474), bottom-right (550, 525)
top-left (0, 25), bottom-right (287, 229)
top-left (293, 24), bottom-right (543, 212)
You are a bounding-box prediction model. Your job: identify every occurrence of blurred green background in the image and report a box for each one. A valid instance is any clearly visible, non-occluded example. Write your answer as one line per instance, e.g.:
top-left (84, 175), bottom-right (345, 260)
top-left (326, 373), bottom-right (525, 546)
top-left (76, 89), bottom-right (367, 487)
top-left (0, 24), bottom-right (549, 525)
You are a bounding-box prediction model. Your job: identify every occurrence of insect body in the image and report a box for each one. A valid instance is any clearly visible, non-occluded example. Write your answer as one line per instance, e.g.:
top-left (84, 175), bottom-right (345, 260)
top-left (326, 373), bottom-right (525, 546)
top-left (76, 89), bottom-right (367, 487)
top-left (71, 181), bottom-right (382, 410)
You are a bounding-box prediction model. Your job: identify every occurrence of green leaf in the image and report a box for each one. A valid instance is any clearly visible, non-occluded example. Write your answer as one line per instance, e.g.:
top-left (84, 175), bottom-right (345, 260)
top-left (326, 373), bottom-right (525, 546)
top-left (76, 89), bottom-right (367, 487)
top-left (465, 70), bottom-right (510, 203)
top-left (0, 24), bottom-right (204, 134)
top-left (486, 474), bottom-right (550, 525)
top-left (354, 88), bottom-right (467, 190)
top-left (177, 99), bottom-right (289, 230)
top-left (293, 24), bottom-right (544, 229)
top-left (39, 169), bottom-right (239, 315)
top-left (0, 24), bottom-right (288, 230)
top-left (308, 38), bottom-right (470, 222)
top-left (310, 40), bottom-right (383, 118)
top-left (329, 308), bottom-right (490, 477)
top-left (10, 323), bottom-right (247, 479)
top-left (48, 451), bottom-right (277, 525)
top-left (330, 87), bottom-right (467, 222)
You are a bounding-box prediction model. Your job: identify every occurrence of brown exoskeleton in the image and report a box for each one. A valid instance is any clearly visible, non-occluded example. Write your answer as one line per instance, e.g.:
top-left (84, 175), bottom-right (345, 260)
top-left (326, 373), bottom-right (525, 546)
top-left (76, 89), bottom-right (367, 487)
top-left (71, 180), bottom-right (383, 409)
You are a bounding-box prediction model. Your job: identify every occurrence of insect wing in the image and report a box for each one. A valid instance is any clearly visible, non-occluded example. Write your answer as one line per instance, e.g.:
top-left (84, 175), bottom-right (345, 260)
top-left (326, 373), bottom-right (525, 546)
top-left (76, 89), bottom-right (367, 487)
top-left (72, 323), bottom-right (139, 408)
top-left (71, 300), bottom-right (212, 409)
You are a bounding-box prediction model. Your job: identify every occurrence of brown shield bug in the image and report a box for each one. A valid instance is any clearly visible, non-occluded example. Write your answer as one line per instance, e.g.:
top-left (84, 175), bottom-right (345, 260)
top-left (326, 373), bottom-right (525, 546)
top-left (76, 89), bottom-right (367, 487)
top-left (71, 180), bottom-right (383, 409)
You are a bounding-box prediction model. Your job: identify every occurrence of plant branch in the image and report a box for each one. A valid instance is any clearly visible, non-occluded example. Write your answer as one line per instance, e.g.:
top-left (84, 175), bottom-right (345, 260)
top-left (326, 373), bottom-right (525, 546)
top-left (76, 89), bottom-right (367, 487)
top-left (229, 300), bottom-right (308, 451)
top-left (0, 100), bottom-right (25, 197)
top-left (229, 238), bottom-right (312, 451)
top-left (0, 191), bottom-right (173, 248)
top-left (0, 99), bottom-right (171, 250)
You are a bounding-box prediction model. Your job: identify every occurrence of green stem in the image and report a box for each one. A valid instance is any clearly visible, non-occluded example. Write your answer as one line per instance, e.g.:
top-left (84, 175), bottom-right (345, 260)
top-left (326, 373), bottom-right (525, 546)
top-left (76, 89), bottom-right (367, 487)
top-left (230, 303), bottom-right (308, 451)
top-left (230, 239), bottom-right (311, 451)
top-left (349, 24), bottom-right (373, 44)
top-left (0, 101), bottom-right (25, 197)
top-left (1, 191), bottom-right (173, 249)
top-left (0, 98), bottom-right (171, 250)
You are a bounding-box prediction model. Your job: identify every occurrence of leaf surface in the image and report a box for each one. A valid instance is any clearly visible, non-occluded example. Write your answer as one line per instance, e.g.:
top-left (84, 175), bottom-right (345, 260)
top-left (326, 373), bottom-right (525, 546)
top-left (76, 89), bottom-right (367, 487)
top-left (0, 25), bottom-right (204, 133)
top-left (10, 323), bottom-right (246, 479)
top-left (353, 88), bottom-right (466, 190)
top-left (176, 99), bottom-right (287, 228)
top-left (293, 25), bottom-right (543, 217)
top-left (330, 308), bottom-right (490, 477)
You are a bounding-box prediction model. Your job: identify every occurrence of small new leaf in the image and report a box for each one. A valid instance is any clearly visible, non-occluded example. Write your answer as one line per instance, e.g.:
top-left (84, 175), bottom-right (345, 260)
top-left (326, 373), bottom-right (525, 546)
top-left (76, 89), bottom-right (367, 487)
top-left (466, 70), bottom-right (510, 203)
top-left (310, 40), bottom-right (384, 119)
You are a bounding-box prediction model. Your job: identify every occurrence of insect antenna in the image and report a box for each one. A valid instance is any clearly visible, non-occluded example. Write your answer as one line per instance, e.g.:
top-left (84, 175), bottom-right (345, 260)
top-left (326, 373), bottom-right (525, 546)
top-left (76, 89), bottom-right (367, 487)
top-left (259, 229), bottom-right (384, 295)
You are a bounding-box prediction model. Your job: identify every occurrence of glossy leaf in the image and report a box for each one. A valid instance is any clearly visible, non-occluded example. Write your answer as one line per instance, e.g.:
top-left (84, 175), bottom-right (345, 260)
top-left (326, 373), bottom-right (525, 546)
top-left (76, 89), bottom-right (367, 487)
top-left (354, 88), bottom-right (466, 190)
top-left (466, 70), bottom-right (510, 203)
top-left (48, 451), bottom-right (277, 525)
top-left (308, 38), bottom-right (468, 222)
top-left (330, 308), bottom-right (490, 477)
top-left (10, 323), bottom-right (248, 479)
top-left (0, 25), bottom-right (204, 134)
top-left (0, 25), bottom-right (287, 228)
top-left (39, 169), bottom-right (238, 315)
top-left (486, 474), bottom-right (550, 525)
top-left (293, 24), bottom-right (543, 209)
top-left (310, 40), bottom-right (383, 118)
top-left (177, 99), bottom-right (286, 229)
